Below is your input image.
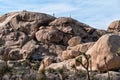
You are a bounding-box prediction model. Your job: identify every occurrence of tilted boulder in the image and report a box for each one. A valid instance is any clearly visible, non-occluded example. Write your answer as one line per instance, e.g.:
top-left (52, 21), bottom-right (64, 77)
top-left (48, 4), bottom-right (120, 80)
top-left (84, 34), bottom-right (120, 71)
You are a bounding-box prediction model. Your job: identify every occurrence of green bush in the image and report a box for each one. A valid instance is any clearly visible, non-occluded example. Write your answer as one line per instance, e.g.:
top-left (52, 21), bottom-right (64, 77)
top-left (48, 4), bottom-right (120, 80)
top-left (0, 64), bottom-right (12, 77)
top-left (32, 62), bottom-right (40, 70)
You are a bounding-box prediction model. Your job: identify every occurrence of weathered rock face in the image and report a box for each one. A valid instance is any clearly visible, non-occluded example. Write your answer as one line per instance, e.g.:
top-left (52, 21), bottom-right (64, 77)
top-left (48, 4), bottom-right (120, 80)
top-left (0, 11), bottom-right (108, 68)
top-left (30, 43), bottom-right (66, 60)
top-left (0, 11), bottom-right (55, 35)
top-left (1, 11), bottom-right (120, 80)
top-left (5, 31), bottom-right (27, 47)
top-left (0, 11), bottom-right (56, 60)
top-left (107, 20), bottom-right (120, 32)
top-left (50, 17), bottom-right (88, 37)
top-left (85, 34), bottom-right (120, 71)
top-left (20, 40), bottom-right (39, 59)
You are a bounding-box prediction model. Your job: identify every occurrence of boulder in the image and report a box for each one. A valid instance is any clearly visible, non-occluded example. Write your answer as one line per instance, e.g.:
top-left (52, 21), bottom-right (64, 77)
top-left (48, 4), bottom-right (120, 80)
top-left (35, 27), bottom-right (63, 43)
top-left (67, 42), bottom-right (95, 53)
top-left (38, 57), bottom-right (53, 72)
top-left (107, 20), bottom-right (120, 32)
top-left (85, 34), bottom-right (120, 71)
top-left (49, 17), bottom-right (78, 26)
top-left (68, 36), bottom-right (82, 47)
top-left (61, 50), bottom-right (80, 61)
top-left (49, 17), bottom-right (87, 37)
top-left (20, 40), bottom-right (39, 59)
top-left (46, 59), bottom-right (76, 70)
top-left (83, 29), bottom-right (108, 42)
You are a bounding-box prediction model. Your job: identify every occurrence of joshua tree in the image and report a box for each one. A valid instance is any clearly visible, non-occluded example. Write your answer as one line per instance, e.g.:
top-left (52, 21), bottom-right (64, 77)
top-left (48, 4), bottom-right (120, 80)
top-left (76, 53), bottom-right (91, 80)
top-left (104, 56), bottom-right (111, 80)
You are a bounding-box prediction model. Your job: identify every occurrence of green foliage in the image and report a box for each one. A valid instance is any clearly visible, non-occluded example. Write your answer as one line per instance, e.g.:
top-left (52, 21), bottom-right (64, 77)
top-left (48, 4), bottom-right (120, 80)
top-left (55, 68), bottom-right (63, 74)
top-left (39, 69), bottom-right (45, 75)
top-left (38, 68), bottom-right (46, 80)
top-left (32, 62), bottom-right (40, 70)
top-left (14, 62), bottom-right (22, 67)
top-left (0, 64), bottom-right (13, 77)
top-left (104, 56), bottom-right (111, 80)
top-left (117, 48), bottom-right (120, 56)
top-left (75, 53), bottom-right (91, 80)
top-left (46, 68), bottom-right (55, 73)
top-left (38, 76), bottom-right (45, 80)
top-left (22, 59), bottom-right (31, 67)
top-left (76, 56), bottom-right (82, 63)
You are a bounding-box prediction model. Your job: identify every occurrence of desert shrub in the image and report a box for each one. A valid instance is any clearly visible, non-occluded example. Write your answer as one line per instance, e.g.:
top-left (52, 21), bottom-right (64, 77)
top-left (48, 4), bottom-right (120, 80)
top-left (55, 68), bottom-right (63, 74)
top-left (38, 68), bottom-right (46, 80)
top-left (46, 68), bottom-right (55, 73)
top-left (117, 48), bottom-right (120, 56)
top-left (22, 59), bottom-right (31, 67)
top-left (0, 64), bottom-right (12, 77)
top-left (32, 61), bottom-right (40, 70)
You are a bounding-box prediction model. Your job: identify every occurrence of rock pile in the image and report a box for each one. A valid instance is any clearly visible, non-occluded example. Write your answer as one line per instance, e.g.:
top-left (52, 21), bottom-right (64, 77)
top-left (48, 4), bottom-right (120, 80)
top-left (0, 11), bottom-right (120, 79)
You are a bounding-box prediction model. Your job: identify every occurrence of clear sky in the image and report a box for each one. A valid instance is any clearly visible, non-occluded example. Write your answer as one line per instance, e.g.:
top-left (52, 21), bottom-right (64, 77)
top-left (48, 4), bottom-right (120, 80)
top-left (0, 0), bottom-right (120, 30)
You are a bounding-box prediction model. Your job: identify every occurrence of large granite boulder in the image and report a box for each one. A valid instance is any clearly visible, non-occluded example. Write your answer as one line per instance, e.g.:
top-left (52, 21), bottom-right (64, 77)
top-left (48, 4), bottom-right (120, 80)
top-left (84, 34), bottom-right (120, 71)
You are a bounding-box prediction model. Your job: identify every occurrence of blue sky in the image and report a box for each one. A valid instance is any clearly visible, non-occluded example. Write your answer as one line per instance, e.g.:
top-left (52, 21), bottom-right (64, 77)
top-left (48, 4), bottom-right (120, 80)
top-left (0, 0), bottom-right (120, 30)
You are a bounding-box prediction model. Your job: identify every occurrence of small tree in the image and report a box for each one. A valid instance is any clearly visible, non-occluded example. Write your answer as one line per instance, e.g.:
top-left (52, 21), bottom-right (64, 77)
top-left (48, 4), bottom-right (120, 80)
top-left (104, 56), bottom-right (110, 80)
top-left (76, 53), bottom-right (91, 80)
